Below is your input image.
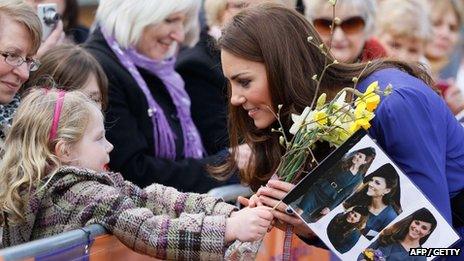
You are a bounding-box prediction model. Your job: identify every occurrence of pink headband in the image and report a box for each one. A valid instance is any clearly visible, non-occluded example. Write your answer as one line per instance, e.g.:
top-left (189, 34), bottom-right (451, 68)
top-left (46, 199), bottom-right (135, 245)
top-left (49, 90), bottom-right (66, 141)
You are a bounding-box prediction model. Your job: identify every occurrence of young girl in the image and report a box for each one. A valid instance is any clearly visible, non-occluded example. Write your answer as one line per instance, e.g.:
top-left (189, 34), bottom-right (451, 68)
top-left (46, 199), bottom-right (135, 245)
top-left (0, 88), bottom-right (273, 259)
top-left (27, 44), bottom-right (108, 110)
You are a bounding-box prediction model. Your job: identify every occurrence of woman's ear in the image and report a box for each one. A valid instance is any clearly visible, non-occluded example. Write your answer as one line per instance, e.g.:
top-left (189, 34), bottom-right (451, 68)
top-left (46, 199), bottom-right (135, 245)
top-left (54, 140), bottom-right (75, 164)
top-left (383, 188), bottom-right (392, 195)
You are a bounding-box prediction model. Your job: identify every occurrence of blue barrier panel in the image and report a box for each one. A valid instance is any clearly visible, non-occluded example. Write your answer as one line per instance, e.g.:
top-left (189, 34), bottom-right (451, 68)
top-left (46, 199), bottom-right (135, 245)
top-left (0, 225), bottom-right (106, 261)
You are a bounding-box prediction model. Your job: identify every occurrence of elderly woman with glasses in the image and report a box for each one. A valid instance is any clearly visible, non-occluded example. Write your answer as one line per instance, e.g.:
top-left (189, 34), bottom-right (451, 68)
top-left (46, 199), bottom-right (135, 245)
top-left (303, 0), bottom-right (386, 63)
top-left (0, 0), bottom-right (41, 149)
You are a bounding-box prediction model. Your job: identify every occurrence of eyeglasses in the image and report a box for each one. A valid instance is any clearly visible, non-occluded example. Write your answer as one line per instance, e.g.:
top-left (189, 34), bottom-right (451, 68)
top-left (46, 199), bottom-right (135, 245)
top-left (313, 16), bottom-right (365, 35)
top-left (0, 51), bottom-right (40, 72)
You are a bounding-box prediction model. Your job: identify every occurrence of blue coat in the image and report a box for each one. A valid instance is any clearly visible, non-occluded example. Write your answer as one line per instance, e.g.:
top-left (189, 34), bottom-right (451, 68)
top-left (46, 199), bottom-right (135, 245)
top-left (327, 213), bottom-right (363, 254)
top-left (363, 205), bottom-right (398, 239)
top-left (358, 68), bottom-right (464, 224)
top-left (358, 241), bottom-right (425, 261)
top-left (297, 170), bottom-right (363, 222)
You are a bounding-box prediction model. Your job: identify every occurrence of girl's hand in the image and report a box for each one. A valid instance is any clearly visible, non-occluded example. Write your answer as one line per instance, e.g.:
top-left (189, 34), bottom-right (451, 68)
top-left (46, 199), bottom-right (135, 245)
top-left (225, 206), bottom-right (273, 243)
top-left (237, 194), bottom-right (262, 208)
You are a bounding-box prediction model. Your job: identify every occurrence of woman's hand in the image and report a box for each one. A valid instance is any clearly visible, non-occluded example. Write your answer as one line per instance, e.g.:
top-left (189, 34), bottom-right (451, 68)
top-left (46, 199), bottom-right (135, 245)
top-left (443, 81), bottom-right (464, 115)
top-left (320, 207), bottom-right (330, 216)
top-left (257, 180), bottom-right (316, 239)
top-left (225, 206), bottom-right (273, 243)
top-left (36, 20), bottom-right (65, 58)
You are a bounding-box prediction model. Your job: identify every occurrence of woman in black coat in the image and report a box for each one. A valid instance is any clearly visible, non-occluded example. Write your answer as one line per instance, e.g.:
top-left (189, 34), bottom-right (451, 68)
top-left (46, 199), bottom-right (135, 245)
top-left (85, 0), bottom-right (235, 193)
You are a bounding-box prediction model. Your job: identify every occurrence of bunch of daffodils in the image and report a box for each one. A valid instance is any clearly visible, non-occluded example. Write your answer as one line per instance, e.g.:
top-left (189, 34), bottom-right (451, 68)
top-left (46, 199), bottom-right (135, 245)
top-left (274, 81), bottom-right (390, 183)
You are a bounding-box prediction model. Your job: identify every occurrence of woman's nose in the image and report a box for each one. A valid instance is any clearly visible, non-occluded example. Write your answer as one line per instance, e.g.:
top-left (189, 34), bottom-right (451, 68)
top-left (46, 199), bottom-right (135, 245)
top-left (230, 95), bottom-right (245, 106)
top-left (230, 91), bottom-right (246, 106)
top-left (170, 25), bottom-right (185, 43)
top-left (12, 63), bottom-right (29, 82)
top-left (332, 26), bottom-right (345, 41)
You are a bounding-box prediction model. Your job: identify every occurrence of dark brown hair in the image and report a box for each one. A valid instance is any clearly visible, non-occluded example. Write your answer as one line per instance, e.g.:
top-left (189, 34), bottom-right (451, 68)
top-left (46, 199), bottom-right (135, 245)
top-left (344, 163), bottom-right (402, 214)
top-left (213, 3), bottom-right (433, 190)
top-left (62, 0), bottom-right (79, 32)
top-left (28, 44), bottom-right (108, 109)
top-left (378, 208), bottom-right (437, 246)
top-left (329, 206), bottom-right (369, 239)
top-left (339, 147), bottom-right (376, 175)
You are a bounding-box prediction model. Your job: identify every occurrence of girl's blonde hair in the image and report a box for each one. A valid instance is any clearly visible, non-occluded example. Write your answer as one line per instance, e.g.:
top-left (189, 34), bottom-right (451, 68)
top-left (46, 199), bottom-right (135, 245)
top-left (0, 88), bottom-right (100, 225)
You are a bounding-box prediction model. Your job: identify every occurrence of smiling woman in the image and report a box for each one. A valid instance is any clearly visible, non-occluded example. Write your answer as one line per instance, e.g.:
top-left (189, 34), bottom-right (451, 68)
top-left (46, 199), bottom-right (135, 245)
top-left (359, 208), bottom-right (437, 261)
top-left (0, 0), bottom-right (41, 148)
top-left (84, 0), bottom-right (236, 193)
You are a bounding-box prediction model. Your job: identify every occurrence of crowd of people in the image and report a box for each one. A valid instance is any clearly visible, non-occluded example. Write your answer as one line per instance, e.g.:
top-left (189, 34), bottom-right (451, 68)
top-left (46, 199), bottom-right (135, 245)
top-left (0, 0), bottom-right (463, 260)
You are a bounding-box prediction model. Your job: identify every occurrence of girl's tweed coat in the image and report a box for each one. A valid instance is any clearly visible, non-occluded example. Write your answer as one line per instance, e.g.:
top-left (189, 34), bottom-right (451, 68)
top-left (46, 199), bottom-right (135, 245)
top-left (1, 166), bottom-right (236, 260)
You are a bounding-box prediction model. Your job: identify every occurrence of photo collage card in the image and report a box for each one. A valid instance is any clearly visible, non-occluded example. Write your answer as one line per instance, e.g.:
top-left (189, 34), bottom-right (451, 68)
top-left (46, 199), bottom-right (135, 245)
top-left (283, 130), bottom-right (460, 260)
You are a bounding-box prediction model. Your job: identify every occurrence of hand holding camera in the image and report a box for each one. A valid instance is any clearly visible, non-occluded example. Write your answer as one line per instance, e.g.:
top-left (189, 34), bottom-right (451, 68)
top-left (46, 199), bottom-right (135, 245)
top-left (37, 3), bottom-right (60, 40)
top-left (36, 3), bottom-right (65, 58)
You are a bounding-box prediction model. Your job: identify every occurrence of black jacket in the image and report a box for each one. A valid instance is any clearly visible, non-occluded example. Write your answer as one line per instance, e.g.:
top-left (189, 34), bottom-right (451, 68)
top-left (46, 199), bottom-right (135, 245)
top-left (84, 29), bottom-right (231, 193)
top-left (176, 28), bottom-right (229, 155)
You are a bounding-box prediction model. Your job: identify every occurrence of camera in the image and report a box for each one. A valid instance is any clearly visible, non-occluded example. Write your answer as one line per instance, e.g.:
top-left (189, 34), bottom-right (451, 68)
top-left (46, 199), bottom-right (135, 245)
top-left (37, 3), bottom-right (60, 40)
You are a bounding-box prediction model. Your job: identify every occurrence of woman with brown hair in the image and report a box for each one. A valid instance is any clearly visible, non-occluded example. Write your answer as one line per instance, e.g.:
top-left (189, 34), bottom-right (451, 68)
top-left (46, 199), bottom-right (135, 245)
top-left (327, 206), bottom-right (369, 254)
top-left (214, 3), bottom-right (464, 246)
top-left (359, 208), bottom-right (437, 260)
top-left (344, 163), bottom-right (402, 240)
top-left (294, 147), bottom-right (376, 223)
top-left (27, 44), bottom-right (108, 109)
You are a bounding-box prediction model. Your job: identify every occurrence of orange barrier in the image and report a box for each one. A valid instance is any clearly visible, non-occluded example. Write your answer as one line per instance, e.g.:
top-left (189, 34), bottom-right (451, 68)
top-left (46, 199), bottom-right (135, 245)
top-left (256, 228), bottom-right (331, 260)
top-left (89, 234), bottom-right (158, 261)
top-left (87, 229), bottom-right (331, 261)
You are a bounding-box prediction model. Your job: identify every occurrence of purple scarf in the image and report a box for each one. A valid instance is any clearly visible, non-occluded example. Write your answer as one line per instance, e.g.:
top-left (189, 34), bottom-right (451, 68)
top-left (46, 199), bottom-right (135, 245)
top-left (102, 30), bottom-right (204, 160)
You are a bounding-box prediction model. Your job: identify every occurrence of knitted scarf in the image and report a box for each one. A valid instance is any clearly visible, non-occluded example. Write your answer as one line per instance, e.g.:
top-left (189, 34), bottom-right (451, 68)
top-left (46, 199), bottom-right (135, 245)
top-left (0, 94), bottom-right (20, 140)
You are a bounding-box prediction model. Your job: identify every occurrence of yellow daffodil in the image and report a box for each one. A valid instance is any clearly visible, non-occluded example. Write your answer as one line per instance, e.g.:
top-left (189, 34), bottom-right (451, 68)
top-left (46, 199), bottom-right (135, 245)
top-left (314, 110), bottom-right (328, 125)
top-left (350, 102), bottom-right (375, 132)
top-left (356, 81), bottom-right (381, 112)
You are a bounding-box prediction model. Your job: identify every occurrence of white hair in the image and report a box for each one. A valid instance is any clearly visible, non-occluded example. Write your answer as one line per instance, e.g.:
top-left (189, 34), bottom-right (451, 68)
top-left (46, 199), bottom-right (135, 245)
top-left (303, 0), bottom-right (377, 37)
top-left (96, 0), bottom-right (201, 48)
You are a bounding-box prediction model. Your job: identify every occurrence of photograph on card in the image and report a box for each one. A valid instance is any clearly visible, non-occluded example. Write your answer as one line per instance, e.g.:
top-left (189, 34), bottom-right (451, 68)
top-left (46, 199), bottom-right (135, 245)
top-left (282, 129), bottom-right (374, 224)
top-left (358, 207), bottom-right (437, 261)
top-left (282, 131), bottom-right (460, 260)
